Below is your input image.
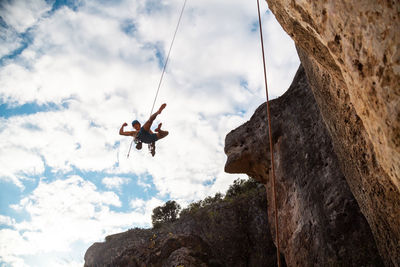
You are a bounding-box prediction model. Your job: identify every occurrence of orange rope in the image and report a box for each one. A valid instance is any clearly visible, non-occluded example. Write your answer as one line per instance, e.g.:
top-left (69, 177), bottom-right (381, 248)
top-left (257, 0), bottom-right (281, 266)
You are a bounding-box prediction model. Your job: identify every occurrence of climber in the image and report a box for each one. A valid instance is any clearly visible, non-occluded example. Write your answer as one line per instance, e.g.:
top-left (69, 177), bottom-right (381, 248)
top-left (119, 103), bottom-right (169, 156)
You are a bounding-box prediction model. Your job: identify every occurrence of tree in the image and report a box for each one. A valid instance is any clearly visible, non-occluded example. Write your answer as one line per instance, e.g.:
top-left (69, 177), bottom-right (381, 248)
top-left (225, 177), bottom-right (259, 199)
top-left (202, 192), bottom-right (223, 206)
top-left (151, 200), bottom-right (181, 228)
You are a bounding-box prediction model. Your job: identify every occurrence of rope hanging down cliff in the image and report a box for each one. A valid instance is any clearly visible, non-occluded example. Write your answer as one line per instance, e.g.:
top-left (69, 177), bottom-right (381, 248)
top-left (256, 0), bottom-right (281, 266)
top-left (127, 0), bottom-right (188, 158)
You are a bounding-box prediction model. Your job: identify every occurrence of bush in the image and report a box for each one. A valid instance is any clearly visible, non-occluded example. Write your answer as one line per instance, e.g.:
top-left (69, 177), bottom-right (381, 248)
top-left (202, 192), bottom-right (223, 206)
top-left (225, 177), bottom-right (259, 199)
top-left (151, 200), bottom-right (181, 228)
top-left (179, 200), bottom-right (202, 217)
top-left (180, 192), bottom-right (224, 217)
top-left (154, 178), bottom-right (260, 224)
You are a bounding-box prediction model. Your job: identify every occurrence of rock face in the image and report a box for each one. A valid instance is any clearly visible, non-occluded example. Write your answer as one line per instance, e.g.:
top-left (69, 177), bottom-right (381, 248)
top-left (264, 1), bottom-right (400, 265)
top-left (85, 186), bottom-right (283, 267)
top-left (85, 231), bottom-right (213, 267)
top-left (225, 66), bottom-right (383, 266)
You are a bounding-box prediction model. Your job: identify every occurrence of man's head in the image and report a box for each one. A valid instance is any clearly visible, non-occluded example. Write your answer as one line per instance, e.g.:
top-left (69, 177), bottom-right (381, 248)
top-left (132, 120), bottom-right (141, 130)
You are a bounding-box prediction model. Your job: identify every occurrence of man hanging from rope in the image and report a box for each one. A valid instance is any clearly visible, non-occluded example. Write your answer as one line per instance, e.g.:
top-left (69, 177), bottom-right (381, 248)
top-left (119, 103), bottom-right (169, 156)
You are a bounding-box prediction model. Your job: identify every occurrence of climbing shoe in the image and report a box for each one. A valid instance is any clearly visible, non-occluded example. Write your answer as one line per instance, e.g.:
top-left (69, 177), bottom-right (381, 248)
top-left (149, 142), bottom-right (156, 157)
top-left (136, 142), bottom-right (142, 150)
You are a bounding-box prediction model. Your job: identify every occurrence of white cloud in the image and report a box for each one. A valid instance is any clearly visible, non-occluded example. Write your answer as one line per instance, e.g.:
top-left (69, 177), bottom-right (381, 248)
top-left (0, 0), bottom-right (299, 265)
top-left (0, 229), bottom-right (30, 267)
top-left (0, 215), bottom-right (16, 226)
top-left (0, 0), bottom-right (51, 59)
top-left (102, 176), bottom-right (130, 191)
top-left (0, 175), bottom-right (159, 266)
top-left (130, 197), bottom-right (163, 215)
top-left (0, 0), bottom-right (298, 205)
top-left (0, 26), bottom-right (22, 59)
top-left (0, 146), bottom-right (44, 188)
top-left (130, 198), bottom-right (145, 209)
top-left (0, 0), bottom-right (51, 32)
top-left (136, 175), bottom-right (152, 189)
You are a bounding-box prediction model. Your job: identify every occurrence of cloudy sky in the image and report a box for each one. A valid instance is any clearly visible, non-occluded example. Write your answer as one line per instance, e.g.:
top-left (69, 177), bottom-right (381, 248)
top-left (0, 0), bottom-right (299, 266)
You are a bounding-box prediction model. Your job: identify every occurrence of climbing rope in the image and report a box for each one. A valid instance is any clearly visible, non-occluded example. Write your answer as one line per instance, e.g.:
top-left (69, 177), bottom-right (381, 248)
top-left (127, 0), bottom-right (188, 158)
top-left (256, 0), bottom-right (281, 266)
top-left (126, 135), bottom-right (136, 158)
top-left (149, 0), bottom-right (188, 117)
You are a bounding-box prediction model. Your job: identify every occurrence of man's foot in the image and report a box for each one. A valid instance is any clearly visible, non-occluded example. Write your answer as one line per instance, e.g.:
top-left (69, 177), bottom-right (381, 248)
top-left (149, 142), bottom-right (156, 157)
top-left (136, 142), bottom-right (142, 150)
top-left (157, 103), bottom-right (167, 114)
top-left (155, 123), bottom-right (162, 132)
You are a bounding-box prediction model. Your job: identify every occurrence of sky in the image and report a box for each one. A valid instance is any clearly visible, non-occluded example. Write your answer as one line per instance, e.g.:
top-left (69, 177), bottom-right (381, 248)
top-left (0, 0), bottom-right (299, 266)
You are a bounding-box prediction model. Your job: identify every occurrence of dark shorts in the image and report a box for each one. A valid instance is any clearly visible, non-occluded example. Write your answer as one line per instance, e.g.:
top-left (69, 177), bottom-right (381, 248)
top-left (137, 128), bottom-right (158, 144)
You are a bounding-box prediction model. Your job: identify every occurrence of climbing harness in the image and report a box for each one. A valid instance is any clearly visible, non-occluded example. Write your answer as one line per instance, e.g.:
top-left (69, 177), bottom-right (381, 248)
top-left (127, 0), bottom-right (187, 158)
top-left (149, 142), bottom-right (156, 157)
top-left (127, 133), bottom-right (140, 158)
top-left (127, 134), bottom-right (156, 157)
top-left (257, 0), bottom-right (281, 266)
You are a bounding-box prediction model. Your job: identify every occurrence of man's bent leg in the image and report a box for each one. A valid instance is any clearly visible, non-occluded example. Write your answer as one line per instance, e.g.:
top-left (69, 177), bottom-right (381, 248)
top-left (143, 104), bottom-right (166, 132)
top-left (143, 113), bottom-right (157, 131)
top-left (156, 130), bottom-right (169, 140)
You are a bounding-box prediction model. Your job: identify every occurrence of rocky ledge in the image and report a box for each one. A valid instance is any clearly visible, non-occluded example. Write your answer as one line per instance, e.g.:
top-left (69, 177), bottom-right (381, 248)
top-left (265, 1), bottom-right (400, 265)
top-left (225, 65), bottom-right (383, 266)
top-left (85, 182), bottom-right (283, 267)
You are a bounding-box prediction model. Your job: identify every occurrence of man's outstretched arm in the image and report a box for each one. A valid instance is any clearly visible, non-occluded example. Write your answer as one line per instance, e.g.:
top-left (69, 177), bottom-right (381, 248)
top-left (119, 123), bottom-right (135, 136)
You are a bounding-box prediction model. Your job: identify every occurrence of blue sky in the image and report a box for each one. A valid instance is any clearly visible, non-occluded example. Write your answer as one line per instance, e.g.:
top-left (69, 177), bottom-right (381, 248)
top-left (0, 0), bottom-right (299, 266)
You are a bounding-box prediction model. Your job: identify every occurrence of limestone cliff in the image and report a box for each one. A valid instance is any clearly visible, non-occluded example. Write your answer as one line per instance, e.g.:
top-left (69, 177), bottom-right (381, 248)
top-left (264, 1), bottom-right (399, 265)
top-left (225, 65), bottom-right (383, 266)
top-left (84, 2), bottom-right (399, 265)
top-left (85, 184), bottom-right (283, 267)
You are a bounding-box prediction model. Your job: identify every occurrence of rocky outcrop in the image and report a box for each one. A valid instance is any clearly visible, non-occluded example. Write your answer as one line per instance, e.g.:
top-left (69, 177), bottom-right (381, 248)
top-left (225, 65), bottom-right (383, 266)
top-left (85, 231), bottom-right (213, 267)
top-left (265, 1), bottom-right (400, 265)
top-left (85, 186), bottom-right (284, 267)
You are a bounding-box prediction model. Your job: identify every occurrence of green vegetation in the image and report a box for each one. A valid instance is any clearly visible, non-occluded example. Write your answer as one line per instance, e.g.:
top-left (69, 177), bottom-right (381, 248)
top-left (151, 200), bottom-right (181, 228)
top-left (179, 192), bottom-right (223, 216)
top-left (225, 177), bottom-right (259, 199)
top-left (151, 177), bottom-right (260, 227)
